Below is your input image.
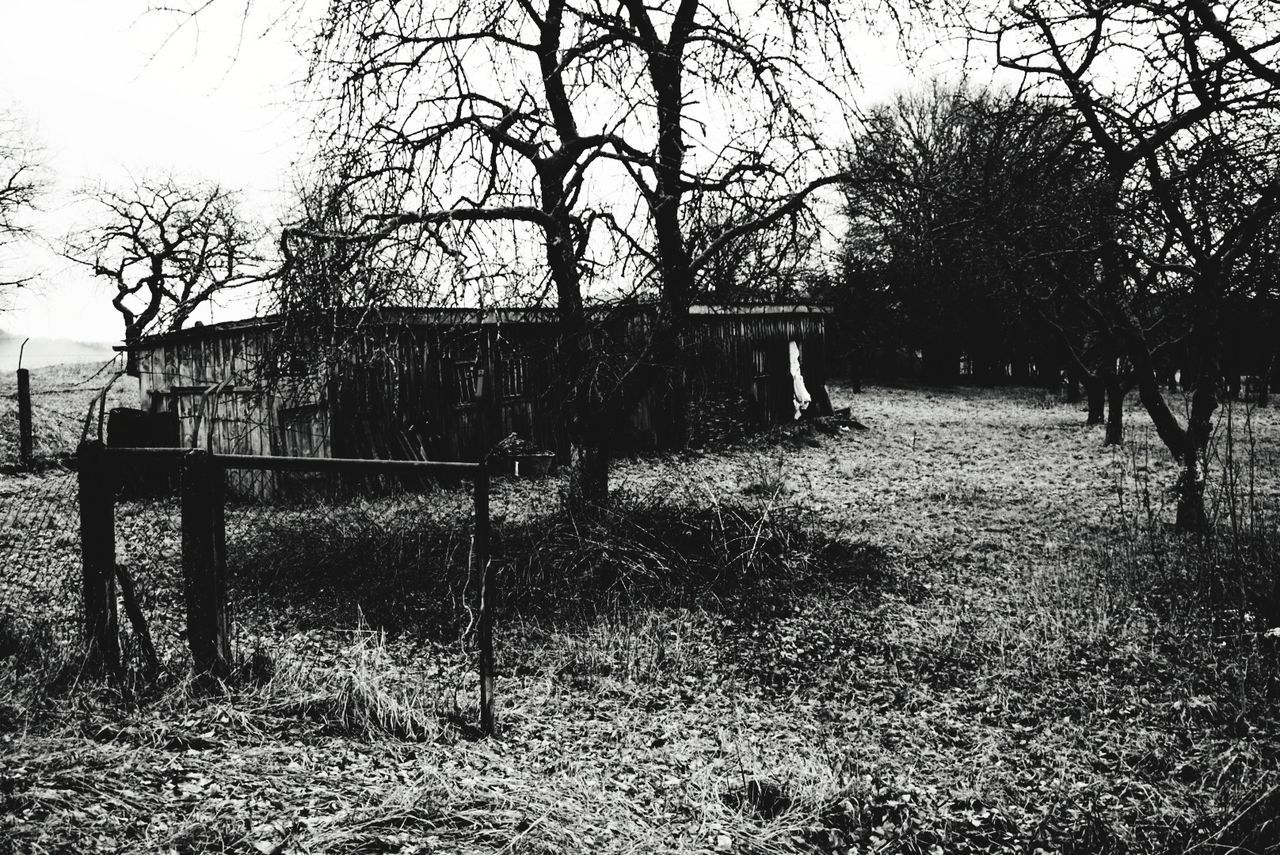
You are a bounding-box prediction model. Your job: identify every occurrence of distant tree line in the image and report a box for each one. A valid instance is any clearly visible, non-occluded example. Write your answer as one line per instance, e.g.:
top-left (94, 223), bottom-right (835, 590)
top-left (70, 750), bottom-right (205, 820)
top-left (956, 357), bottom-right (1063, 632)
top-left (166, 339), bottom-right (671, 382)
top-left (825, 0), bottom-right (1280, 528)
top-left (829, 83), bottom-right (1278, 410)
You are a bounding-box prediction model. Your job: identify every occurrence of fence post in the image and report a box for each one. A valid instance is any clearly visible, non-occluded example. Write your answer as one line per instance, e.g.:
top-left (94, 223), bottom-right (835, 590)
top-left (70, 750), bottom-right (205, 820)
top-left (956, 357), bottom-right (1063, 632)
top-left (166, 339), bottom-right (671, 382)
top-left (77, 440), bottom-right (119, 674)
top-left (475, 460), bottom-right (495, 737)
top-left (181, 449), bottom-right (231, 683)
top-left (17, 368), bottom-right (32, 466)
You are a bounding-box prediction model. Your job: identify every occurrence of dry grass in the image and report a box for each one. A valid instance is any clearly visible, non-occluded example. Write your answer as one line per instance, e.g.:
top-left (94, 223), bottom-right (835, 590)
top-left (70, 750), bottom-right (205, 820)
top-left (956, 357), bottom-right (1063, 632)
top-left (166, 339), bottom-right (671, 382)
top-left (0, 359), bottom-right (137, 467)
top-left (2, 380), bottom-right (1279, 853)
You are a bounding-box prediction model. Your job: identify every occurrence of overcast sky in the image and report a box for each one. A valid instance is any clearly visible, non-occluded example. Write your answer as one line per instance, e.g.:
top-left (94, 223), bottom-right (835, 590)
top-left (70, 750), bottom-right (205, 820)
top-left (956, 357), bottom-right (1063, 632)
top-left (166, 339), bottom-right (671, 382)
top-left (1, 1), bottom-right (984, 347)
top-left (1, 0), bottom-right (314, 343)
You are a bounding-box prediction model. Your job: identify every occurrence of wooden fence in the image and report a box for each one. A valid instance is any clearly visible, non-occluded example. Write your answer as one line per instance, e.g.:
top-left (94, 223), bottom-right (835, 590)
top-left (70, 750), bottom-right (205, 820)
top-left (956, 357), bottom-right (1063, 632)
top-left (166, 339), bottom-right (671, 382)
top-left (75, 441), bottom-right (499, 736)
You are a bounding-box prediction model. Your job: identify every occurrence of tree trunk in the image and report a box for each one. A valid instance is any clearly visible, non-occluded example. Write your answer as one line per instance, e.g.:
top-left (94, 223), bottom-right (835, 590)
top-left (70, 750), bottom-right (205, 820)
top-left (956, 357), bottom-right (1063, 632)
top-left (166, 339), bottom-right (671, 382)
top-left (1104, 375), bottom-right (1124, 445)
top-left (1064, 368), bottom-right (1081, 404)
top-left (565, 431), bottom-right (612, 511)
top-left (531, 8), bottom-right (622, 510)
top-left (1175, 444), bottom-right (1207, 532)
top-left (123, 326), bottom-right (141, 376)
top-left (114, 263), bottom-right (165, 378)
top-left (847, 346), bottom-right (862, 393)
top-left (1083, 375), bottom-right (1105, 425)
top-left (561, 391), bottom-right (612, 511)
top-left (630, 10), bottom-right (696, 451)
top-left (1090, 206), bottom-right (1219, 533)
top-left (1176, 368), bottom-right (1218, 533)
top-left (1172, 279), bottom-right (1222, 533)
top-left (538, 166), bottom-right (610, 509)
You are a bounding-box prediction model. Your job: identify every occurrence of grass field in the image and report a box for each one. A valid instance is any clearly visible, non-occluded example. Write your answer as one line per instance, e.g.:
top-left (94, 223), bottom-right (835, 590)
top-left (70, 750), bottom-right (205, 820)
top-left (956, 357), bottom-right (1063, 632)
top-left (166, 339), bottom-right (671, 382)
top-left (1, 373), bottom-right (1278, 854)
top-left (0, 359), bottom-right (136, 466)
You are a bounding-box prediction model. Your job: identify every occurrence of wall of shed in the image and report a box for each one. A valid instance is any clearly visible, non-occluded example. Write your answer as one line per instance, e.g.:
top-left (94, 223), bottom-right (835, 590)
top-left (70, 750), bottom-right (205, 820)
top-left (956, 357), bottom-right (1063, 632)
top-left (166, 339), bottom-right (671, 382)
top-left (325, 321), bottom-right (563, 463)
top-left (136, 326), bottom-right (328, 460)
top-left (628, 313), bottom-right (832, 449)
top-left (689, 312), bottom-right (830, 420)
top-left (132, 325), bottom-right (331, 497)
top-left (130, 309), bottom-right (832, 472)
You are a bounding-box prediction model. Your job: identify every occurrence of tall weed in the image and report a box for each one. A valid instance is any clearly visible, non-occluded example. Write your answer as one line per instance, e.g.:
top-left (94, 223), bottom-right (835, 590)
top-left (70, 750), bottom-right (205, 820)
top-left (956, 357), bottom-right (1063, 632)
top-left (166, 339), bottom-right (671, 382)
top-left (1108, 404), bottom-right (1280, 724)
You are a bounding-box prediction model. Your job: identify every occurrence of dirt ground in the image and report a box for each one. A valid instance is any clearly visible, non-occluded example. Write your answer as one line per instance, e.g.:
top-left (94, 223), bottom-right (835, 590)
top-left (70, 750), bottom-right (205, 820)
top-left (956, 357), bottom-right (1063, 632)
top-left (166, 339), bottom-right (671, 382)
top-left (2, 378), bottom-right (1278, 854)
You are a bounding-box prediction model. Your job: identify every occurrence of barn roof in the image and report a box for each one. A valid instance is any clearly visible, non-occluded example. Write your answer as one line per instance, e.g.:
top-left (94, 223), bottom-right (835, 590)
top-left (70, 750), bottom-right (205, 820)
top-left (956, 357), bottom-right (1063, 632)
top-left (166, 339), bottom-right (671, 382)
top-left (127, 303), bottom-right (829, 349)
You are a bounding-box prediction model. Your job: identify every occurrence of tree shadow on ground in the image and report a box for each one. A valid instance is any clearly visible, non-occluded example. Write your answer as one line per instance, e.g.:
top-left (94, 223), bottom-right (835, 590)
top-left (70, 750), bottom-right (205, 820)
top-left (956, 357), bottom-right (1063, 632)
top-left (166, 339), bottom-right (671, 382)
top-left (224, 491), bottom-right (893, 645)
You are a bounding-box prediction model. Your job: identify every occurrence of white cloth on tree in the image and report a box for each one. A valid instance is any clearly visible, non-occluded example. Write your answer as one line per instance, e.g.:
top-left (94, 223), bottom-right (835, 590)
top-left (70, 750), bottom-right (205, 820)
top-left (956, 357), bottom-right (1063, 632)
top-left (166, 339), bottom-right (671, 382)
top-left (790, 340), bottom-right (811, 420)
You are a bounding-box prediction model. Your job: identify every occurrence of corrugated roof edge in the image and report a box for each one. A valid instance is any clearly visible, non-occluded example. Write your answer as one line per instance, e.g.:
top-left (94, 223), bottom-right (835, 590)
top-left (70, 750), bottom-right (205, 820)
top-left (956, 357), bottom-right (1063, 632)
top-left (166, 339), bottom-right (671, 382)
top-left (129, 303), bottom-right (830, 348)
top-left (687, 304), bottom-right (830, 315)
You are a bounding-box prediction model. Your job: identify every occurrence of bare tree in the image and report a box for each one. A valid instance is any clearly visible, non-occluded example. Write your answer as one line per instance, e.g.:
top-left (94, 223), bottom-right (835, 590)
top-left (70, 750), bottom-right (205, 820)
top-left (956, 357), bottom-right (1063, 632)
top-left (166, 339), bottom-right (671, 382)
top-left (991, 0), bottom-right (1280, 529)
top-left (67, 178), bottom-right (265, 374)
top-left (277, 152), bottom-right (429, 320)
top-left (557, 0), bottom-right (867, 450)
top-left (585, 1), bottom-right (860, 311)
top-left (284, 0), bottom-right (659, 503)
top-left (838, 86), bottom-right (1105, 394)
top-left (0, 110), bottom-right (43, 296)
top-left (684, 191), bottom-right (825, 305)
top-left (286, 0), bottom-right (896, 502)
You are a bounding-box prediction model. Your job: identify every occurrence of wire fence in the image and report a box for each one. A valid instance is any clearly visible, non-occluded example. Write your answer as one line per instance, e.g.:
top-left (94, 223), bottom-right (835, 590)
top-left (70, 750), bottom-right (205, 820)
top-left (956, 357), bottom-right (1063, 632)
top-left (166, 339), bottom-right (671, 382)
top-left (113, 473), bottom-right (184, 675)
top-left (0, 470), bottom-right (83, 661)
top-left (2, 357), bottom-right (512, 731)
top-left (3, 359), bottom-right (332, 469)
top-left (1, 359), bottom-right (124, 674)
top-left (2, 358), bottom-right (132, 467)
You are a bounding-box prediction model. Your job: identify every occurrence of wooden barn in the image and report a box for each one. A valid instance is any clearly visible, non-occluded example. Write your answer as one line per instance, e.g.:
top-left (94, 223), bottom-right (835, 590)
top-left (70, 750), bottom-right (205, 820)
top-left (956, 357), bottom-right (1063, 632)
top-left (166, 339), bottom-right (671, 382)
top-left (122, 304), bottom-right (832, 475)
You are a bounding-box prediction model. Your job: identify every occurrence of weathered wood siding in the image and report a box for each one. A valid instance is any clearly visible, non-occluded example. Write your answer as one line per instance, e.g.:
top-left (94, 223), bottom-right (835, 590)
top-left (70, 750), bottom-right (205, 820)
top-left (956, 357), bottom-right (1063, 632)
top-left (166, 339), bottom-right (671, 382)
top-left (131, 306), bottom-right (832, 472)
top-left (136, 324), bottom-right (312, 459)
top-left (133, 322), bottom-right (329, 496)
top-left (687, 311), bottom-right (830, 425)
top-left (628, 309), bottom-right (832, 448)
top-left (323, 319), bottom-right (562, 462)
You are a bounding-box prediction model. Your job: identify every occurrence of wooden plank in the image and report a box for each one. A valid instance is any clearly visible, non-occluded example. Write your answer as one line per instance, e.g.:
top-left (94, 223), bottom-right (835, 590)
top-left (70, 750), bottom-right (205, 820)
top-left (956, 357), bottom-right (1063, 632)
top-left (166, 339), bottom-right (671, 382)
top-left (77, 440), bottom-right (120, 675)
top-left (181, 449), bottom-right (231, 682)
top-left (214, 453), bottom-right (480, 475)
top-left (17, 369), bottom-right (32, 464)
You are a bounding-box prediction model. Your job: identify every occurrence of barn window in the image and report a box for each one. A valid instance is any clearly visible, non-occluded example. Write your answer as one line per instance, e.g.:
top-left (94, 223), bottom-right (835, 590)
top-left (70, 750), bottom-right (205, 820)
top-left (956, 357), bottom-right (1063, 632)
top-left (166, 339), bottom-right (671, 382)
top-left (452, 361), bottom-right (481, 404)
top-left (452, 358), bottom-right (529, 402)
top-left (275, 350), bottom-right (311, 377)
top-left (497, 357), bottom-right (528, 399)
